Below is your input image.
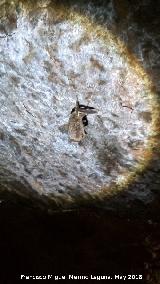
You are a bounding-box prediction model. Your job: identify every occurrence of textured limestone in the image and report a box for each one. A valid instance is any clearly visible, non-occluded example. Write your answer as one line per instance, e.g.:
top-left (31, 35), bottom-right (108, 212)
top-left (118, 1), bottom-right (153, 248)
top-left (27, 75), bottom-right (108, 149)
top-left (0, 0), bottom-right (159, 208)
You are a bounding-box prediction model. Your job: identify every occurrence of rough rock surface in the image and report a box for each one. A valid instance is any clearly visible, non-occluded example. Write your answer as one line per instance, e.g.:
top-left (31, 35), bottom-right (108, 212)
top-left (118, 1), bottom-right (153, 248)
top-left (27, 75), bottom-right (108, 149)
top-left (0, 0), bottom-right (159, 209)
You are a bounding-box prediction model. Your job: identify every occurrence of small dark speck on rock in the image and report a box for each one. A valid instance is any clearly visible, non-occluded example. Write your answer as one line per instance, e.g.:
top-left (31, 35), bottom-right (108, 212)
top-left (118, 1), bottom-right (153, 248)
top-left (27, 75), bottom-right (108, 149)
top-left (0, 131), bottom-right (5, 140)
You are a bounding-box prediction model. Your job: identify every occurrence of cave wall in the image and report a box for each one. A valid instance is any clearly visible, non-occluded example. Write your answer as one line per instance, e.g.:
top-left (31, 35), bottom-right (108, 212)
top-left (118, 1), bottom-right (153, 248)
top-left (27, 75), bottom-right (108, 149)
top-left (0, 0), bottom-right (160, 212)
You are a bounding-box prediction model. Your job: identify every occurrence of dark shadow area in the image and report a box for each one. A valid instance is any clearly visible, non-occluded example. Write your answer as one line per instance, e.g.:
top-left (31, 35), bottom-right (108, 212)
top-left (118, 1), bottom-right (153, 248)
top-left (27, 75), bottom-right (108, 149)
top-left (0, 200), bottom-right (159, 283)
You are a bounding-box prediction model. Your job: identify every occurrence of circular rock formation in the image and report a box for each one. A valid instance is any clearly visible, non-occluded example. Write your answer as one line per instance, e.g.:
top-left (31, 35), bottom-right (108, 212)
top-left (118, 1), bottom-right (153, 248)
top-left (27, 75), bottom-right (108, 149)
top-left (0, 0), bottom-right (157, 207)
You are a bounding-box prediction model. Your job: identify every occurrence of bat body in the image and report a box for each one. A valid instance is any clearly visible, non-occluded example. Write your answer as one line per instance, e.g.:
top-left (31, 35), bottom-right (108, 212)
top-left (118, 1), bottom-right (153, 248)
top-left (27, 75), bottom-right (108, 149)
top-left (68, 111), bottom-right (86, 142)
top-left (68, 100), bottom-right (97, 142)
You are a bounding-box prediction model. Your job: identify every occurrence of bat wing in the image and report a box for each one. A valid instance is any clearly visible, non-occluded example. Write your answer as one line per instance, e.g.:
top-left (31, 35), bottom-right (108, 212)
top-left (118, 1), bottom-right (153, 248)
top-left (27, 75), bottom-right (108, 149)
top-left (78, 105), bottom-right (98, 114)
